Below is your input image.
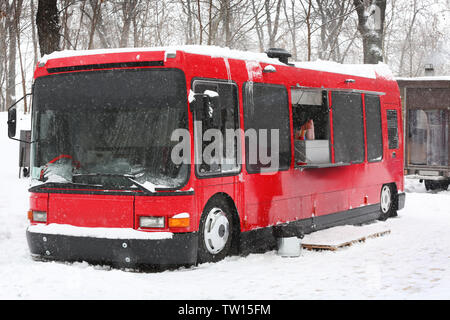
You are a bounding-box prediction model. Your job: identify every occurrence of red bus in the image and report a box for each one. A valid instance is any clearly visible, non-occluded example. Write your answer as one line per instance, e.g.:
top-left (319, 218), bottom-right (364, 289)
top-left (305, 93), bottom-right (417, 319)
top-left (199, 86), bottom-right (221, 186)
top-left (8, 46), bottom-right (405, 267)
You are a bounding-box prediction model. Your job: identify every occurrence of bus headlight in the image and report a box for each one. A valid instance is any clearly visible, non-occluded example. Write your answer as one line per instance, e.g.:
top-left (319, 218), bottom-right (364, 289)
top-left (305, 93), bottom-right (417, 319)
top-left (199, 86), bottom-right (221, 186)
top-left (139, 216), bottom-right (165, 228)
top-left (32, 211), bottom-right (47, 223)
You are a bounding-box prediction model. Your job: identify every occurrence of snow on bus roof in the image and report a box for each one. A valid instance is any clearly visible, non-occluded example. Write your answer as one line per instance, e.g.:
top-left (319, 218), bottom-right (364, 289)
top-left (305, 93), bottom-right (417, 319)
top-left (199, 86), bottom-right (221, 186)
top-left (39, 45), bottom-right (285, 66)
top-left (293, 60), bottom-right (394, 80)
top-left (39, 45), bottom-right (395, 81)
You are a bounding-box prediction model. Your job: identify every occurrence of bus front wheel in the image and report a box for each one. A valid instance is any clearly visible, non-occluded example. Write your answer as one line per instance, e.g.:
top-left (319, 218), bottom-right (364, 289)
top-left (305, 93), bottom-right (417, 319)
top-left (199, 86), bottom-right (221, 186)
top-left (379, 184), bottom-right (397, 221)
top-left (197, 198), bottom-right (233, 264)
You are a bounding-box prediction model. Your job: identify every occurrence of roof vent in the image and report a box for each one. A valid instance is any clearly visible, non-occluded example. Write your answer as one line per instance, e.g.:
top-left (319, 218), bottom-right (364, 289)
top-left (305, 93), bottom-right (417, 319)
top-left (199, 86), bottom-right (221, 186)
top-left (424, 64), bottom-right (435, 77)
top-left (265, 48), bottom-right (292, 65)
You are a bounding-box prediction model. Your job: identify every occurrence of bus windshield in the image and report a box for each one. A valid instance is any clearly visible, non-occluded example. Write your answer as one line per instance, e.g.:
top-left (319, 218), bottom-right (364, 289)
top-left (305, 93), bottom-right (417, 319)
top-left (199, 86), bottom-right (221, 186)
top-left (31, 68), bottom-right (188, 189)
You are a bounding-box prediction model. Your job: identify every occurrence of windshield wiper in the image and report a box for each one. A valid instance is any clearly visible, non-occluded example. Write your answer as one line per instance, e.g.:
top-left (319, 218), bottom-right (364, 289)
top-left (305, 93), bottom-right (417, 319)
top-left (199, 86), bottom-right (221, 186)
top-left (28, 181), bottom-right (104, 193)
top-left (72, 173), bottom-right (154, 194)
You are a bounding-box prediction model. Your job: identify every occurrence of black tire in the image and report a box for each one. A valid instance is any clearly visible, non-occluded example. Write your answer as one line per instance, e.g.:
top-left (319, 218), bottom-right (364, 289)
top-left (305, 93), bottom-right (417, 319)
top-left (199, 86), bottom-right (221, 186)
top-left (378, 184), bottom-right (397, 221)
top-left (197, 197), bottom-right (233, 264)
top-left (444, 180), bottom-right (450, 191)
top-left (425, 180), bottom-right (449, 191)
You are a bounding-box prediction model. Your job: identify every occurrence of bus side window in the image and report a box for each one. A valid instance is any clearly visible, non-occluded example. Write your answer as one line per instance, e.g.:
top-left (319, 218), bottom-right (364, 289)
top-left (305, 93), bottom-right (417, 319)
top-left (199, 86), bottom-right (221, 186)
top-left (243, 82), bottom-right (291, 173)
top-left (387, 109), bottom-right (399, 150)
top-left (331, 92), bottom-right (365, 164)
top-left (291, 89), bottom-right (328, 141)
top-left (193, 80), bottom-right (240, 176)
top-left (291, 89), bottom-right (330, 165)
top-left (365, 94), bottom-right (383, 162)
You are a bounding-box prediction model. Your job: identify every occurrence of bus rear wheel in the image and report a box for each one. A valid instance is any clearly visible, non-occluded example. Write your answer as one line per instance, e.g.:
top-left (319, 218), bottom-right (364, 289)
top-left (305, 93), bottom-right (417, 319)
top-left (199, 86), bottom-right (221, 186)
top-left (379, 184), bottom-right (397, 221)
top-left (197, 198), bottom-right (233, 264)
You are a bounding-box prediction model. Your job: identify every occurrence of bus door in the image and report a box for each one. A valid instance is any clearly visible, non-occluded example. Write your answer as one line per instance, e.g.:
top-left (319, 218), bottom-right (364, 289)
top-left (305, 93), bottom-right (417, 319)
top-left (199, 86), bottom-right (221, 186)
top-left (191, 79), bottom-right (242, 214)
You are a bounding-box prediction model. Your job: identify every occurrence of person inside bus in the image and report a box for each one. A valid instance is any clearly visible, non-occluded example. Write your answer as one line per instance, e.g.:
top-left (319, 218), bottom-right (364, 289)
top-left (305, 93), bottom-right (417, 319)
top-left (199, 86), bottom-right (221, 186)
top-left (295, 118), bottom-right (315, 140)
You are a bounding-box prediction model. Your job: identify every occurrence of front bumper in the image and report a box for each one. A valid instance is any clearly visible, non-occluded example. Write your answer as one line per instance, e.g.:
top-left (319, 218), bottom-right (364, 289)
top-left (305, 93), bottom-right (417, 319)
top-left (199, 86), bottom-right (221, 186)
top-left (26, 228), bottom-right (198, 267)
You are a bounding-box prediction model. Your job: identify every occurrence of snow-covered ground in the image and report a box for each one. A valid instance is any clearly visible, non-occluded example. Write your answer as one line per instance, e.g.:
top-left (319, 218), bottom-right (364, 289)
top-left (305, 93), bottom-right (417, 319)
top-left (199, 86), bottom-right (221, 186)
top-left (1, 112), bottom-right (449, 299)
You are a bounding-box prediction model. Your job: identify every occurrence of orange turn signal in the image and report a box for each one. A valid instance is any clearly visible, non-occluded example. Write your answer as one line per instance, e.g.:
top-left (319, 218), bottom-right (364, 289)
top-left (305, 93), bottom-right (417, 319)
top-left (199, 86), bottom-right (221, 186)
top-left (27, 210), bottom-right (33, 221)
top-left (168, 217), bottom-right (190, 228)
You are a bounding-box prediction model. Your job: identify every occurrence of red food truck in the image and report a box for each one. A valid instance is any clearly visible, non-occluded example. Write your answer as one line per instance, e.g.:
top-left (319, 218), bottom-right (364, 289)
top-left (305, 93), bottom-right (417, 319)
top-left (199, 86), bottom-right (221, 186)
top-left (7, 46), bottom-right (405, 267)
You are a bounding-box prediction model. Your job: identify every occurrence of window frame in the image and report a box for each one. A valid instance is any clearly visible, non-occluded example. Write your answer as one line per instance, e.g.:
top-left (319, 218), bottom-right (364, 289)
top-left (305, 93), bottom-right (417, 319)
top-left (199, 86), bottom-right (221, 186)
top-left (242, 82), bottom-right (291, 174)
top-left (191, 78), bottom-right (242, 179)
top-left (330, 91), bottom-right (366, 164)
top-left (364, 94), bottom-right (384, 163)
top-left (386, 109), bottom-right (400, 150)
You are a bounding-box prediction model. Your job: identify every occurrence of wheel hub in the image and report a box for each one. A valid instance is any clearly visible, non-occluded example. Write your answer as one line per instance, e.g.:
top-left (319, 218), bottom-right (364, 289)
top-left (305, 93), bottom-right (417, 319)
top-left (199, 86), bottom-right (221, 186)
top-left (204, 208), bottom-right (229, 255)
top-left (380, 186), bottom-right (391, 213)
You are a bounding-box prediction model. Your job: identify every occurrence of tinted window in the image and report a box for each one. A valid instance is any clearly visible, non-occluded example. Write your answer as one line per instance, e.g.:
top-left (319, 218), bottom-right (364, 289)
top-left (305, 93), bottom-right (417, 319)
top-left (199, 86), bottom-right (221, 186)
top-left (331, 92), bottom-right (365, 163)
top-left (365, 95), bottom-right (383, 161)
top-left (387, 109), bottom-right (399, 149)
top-left (243, 83), bottom-right (291, 173)
top-left (32, 69), bottom-right (189, 188)
top-left (193, 80), bottom-right (240, 176)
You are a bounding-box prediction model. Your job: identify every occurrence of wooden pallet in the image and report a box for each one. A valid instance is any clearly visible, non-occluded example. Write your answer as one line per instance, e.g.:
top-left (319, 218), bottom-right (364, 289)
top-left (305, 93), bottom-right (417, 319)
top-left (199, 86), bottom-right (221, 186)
top-left (301, 225), bottom-right (391, 251)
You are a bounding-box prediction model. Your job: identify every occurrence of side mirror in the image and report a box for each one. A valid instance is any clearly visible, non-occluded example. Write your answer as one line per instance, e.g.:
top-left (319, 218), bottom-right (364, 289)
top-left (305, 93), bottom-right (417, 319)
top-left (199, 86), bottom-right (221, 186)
top-left (206, 95), bottom-right (220, 111)
top-left (190, 94), bottom-right (205, 114)
top-left (7, 93), bottom-right (32, 143)
top-left (190, 93), bottom-right (220, 120)
top-left (7, 106), bottom-right (17, 138)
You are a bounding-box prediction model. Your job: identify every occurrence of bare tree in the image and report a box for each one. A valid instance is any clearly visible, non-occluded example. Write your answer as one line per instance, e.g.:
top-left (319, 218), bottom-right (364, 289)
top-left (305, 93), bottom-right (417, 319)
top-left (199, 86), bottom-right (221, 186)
top-left (6, 0), bottom-right (22, 110)
top-left (119, 0), bottom-right (139, 48)
top-left (264, 0), bottom-right (283, 48)
top-left (30, 0), bottom-right (39, 65)
top-left (299, 0), bottom-right (313, 61)
top-left (353, 0), bottom-right (386, 64)
top-left (315, 0), bottom-right (355, 62)
top-left (36, 0), bottom-right (60, 56)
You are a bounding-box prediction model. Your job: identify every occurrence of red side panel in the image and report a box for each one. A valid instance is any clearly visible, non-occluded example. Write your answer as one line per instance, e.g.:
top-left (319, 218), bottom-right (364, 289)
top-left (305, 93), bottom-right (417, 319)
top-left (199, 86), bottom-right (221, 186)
top-left (47, 194), bottom-right (134, 228)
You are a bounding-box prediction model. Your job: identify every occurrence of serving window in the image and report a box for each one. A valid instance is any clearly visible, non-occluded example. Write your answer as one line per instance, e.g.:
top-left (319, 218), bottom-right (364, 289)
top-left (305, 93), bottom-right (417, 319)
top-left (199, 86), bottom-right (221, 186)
top-left (292, 88), bottom-right (386, 169)
top-left (291, 89), bottom-right (332, 167)
top-left (331, 92), bottom-right (365, 164)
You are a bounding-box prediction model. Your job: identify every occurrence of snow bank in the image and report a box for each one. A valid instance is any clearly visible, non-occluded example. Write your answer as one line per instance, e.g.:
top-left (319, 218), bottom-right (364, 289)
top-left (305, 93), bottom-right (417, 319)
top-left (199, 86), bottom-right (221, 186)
top-left (404, 178), bottom-right (427, 193)
top-left (302, 222), bottom-right (390, 247)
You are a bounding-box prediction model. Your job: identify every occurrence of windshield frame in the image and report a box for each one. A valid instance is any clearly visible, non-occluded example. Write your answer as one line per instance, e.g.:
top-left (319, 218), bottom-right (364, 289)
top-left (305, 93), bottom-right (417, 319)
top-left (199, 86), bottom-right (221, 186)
top-left (30, 67), bottom-right (191, 192)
